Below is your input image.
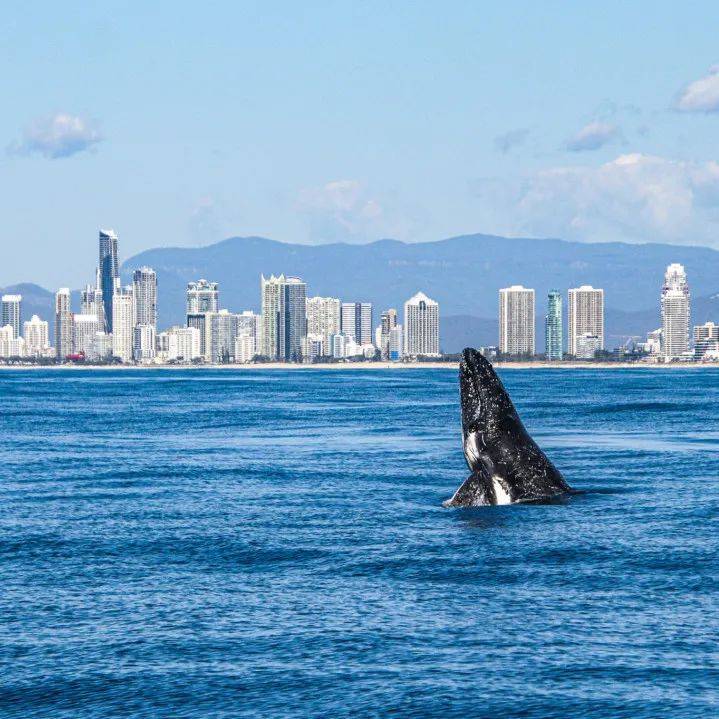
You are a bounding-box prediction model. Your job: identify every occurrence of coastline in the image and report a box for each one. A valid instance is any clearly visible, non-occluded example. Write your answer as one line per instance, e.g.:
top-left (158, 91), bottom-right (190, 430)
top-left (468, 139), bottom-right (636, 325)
top-left (0, 361), bottom-right (717, 371)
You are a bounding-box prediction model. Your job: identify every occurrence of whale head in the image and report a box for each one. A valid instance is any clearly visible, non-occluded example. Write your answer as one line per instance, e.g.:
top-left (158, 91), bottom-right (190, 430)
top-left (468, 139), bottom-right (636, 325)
top-left (445, 347), bottom-right (572, 507)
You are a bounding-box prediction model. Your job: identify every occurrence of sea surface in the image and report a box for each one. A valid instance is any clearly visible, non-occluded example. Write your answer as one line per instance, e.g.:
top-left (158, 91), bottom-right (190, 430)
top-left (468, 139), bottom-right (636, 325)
top-left (1, 368), bottom-right (718, 719)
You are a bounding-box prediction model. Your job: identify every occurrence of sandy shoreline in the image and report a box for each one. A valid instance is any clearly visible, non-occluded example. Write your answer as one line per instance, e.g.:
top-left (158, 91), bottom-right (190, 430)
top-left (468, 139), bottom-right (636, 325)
top-left (0, 361), bottom-right (716, 371)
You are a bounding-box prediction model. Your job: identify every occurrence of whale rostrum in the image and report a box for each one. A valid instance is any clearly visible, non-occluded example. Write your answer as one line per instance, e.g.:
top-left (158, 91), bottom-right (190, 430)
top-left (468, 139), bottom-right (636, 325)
top-left (444, 348), bottom-right (573, 507)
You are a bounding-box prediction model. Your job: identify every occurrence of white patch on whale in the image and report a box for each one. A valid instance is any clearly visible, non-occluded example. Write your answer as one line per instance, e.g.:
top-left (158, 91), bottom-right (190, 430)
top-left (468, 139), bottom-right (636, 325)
top-left (492, 476), bottom-right (512, 505)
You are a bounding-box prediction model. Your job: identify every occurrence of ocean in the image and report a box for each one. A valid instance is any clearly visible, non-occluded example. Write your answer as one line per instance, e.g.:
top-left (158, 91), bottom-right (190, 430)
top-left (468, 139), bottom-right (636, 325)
top-left (1, 368), bottom-right (717, 718)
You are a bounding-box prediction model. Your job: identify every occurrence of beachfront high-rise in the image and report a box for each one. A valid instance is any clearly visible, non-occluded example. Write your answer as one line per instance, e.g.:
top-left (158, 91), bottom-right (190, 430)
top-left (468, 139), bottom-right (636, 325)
top-left (54, 288), bottom-right (73, 360)
top-left (23, 315), bottom-right (49, 357)
top-left (661, 263), bottom-right (690, 360)
top-left (133, 267), bottom-right (158, 330)
top-left (261, 275), bottom-right (307, 361)
top-left (545, 290), bottom-right (562, 360)
top-left (1, 295), bottom-right (22, 339)
top-left (379, 309), bottom-right (398, 360)
top-left (112, 287), bottom-right (135, 363)
top-left (186, 279), bottom-right (219, 358)
top-left (306, 296), bottom-right (341, 356)
top-left (568, 286), bottom-right (604, 356)
top-left (341, 302), bottom-right (373, 346)
top-left (403, 292), bottom-right (439, 357)
top-left (499, 286), bottom-right (535, 356)
top-left (99, 229), bottom-right (119, 333)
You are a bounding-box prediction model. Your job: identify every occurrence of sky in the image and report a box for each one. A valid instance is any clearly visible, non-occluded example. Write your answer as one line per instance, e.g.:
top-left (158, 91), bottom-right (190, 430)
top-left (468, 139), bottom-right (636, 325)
top-left (2, 1), bottom-right (719, 288)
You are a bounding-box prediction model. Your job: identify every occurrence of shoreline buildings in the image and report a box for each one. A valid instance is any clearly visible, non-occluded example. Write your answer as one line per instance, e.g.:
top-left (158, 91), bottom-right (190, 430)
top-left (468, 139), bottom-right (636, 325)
top-left (568, 285), bottom-right (604, 358)
top-left (545, 290), bottom-right (562, 360)
top-left (403, 292), bottom-right (439, 357)
top-left (499, 286), bottom-right (535, 356)
top-left (661, 263), bottom-right (690, 360)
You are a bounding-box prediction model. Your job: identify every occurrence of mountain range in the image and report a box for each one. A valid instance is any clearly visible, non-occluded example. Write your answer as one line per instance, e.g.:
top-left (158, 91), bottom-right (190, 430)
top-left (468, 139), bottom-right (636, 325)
top-left (3, 233), bottom-right (719, 352)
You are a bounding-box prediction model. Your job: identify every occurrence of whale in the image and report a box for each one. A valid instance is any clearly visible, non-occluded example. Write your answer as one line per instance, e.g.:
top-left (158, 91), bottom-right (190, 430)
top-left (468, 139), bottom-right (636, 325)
top-left (444, 347), bottom-right (573, 507)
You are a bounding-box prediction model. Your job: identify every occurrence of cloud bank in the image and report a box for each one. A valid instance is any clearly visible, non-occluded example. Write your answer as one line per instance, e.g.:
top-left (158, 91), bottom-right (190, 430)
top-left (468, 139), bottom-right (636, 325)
top-left (9, 113), bottom-right (102, 159)
top-left (475, 154), bottom-right (719, 248)
top-left (675, 66), bottom-right (719, 112)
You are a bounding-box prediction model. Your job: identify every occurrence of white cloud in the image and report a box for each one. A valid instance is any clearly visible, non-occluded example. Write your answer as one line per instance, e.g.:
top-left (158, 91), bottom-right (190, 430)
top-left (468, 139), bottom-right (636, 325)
top-left (565, 121), bottom-right (620, 152)
top-left (475, 154), bottom-right (719, 247)
top-left (296, 180), bottom-right (387, 242)
top-left (9, 113), bottom-right (102, 159)
top-left (675, 66), bottom-right (719, 112)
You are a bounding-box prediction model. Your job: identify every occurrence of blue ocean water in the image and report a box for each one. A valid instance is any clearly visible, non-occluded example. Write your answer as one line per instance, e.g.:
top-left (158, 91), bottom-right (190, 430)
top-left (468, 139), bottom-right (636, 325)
top-left (0, 367), bottom-right (718, 719)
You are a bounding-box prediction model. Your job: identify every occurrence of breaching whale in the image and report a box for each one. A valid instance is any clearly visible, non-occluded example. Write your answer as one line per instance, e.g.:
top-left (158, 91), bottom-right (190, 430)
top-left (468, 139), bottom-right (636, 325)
top-left (444, 347), bottom-right (573, 507)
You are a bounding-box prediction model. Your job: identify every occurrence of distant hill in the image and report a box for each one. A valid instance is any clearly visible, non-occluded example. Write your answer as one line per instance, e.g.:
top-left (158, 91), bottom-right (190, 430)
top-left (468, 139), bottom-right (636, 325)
top-left (6, 234), bottom-right (719, 351)
top-left (122, 234), bottom-right (719, 349)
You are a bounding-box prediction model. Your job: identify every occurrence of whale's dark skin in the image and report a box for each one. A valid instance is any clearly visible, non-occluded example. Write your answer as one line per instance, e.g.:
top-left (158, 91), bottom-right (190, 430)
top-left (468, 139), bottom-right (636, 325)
top-left (444, 348), bottom-right (573, 506)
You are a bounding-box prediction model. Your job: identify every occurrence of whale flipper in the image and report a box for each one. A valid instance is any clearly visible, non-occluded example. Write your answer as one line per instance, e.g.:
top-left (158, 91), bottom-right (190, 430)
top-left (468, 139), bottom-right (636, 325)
top-left (445, 348), bottom-right (572, 507)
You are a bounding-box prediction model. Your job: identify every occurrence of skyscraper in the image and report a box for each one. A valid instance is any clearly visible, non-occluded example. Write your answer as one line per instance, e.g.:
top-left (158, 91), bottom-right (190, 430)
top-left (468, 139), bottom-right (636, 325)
top-left (661, 263), bottom-right (690, 360)
top-left (73, 314), bottom-right (101, 358)
top-left (112, 287), bottom-right (135, 363)
top-left (1, 295), bottom-right (22, 338)
top-left (54, 288), bottom-right (73, 360)
top-left (99, 229), bottom-right (119, 333)
top-left (568, 286), bottom-right (604, 356)
top-left (133, 267), bottom-right (158, 330)
top-left (186, 279), bottom-right (219, 358)
top-left (261, 275), bottom-right (307, 361)
top-left (23, 315), bottom-right (49, 357)
top-left (379, 308), bottom-right (398, 360)
top-left (403, 292), bottom-right (439, 357)
top-left (306, 296), bottom-right (341, 356)
top-left (545, 290), bottom-right (562, 360)
top-left (279, 277), bottom-right (307, 362)
top-left (499, 286), bottom-right (535, 356)
top-left (341, 302), bottom-right (373, 346)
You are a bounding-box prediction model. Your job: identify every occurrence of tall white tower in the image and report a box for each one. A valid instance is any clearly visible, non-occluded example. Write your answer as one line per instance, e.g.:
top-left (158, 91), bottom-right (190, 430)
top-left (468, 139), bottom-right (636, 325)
top-left (403, 291), bottom-right (439, 357)
top-left (499, 286), bottom-right (535, 356)
top-left (568, 286), bottom-right (604, 356)
top-left (661, 263), bottom-right (690, 359)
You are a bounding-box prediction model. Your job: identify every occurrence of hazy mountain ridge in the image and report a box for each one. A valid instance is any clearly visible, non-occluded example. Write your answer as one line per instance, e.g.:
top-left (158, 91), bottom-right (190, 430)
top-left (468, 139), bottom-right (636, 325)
top-left (4, 234), bottom-right (719, 352)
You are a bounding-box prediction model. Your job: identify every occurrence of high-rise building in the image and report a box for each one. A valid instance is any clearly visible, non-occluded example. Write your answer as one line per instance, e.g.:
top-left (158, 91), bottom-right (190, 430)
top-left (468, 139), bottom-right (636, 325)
top-left (1, 295), bottom-right (22, 338)
top-left (133, 325), bottom-right (156, 362)
top-left (54, 288), bottom-right (73, 360)
top-left (306, 297), bottom-right (341, 356)
top-left (545, 290), bottom-right (562, 360)
top-left (661, 263), bottom-right (690, 359)
top-left (205, 310), bottom-right (239, 363)
top-left (112, 287), bottom-right (135, 363)
top-left (261, 275), bottom-right (307, 361)
top-left (403, 292), bottom-right (439, 357)
top-left (23, 315), bottom-right (49, 357)
top-left (341, 302), bottom-right (373, 345)
top-left (99, 229), bottom-right (119, 333)
top-left (693, 322), bottom-right (719, 360)
top-left (499, 286), bottom-right (535, 356)
top-left (73, 314), bottom-right (101, 358)
top-left (303, 334), bottom-right (324, 363)
top-left (133, 267), bottom-right (158, 330)
top-left (93, 332), bottom-right (113, 361)
top-left (389, 324), bottom-right (403, 361)
top-left (81, 268), bottom-right (105, 330)
top-left (379, 308), bottom-right (398, 360)
top-left (158, 326), bottom-right (201, 362)
top-left (186, 279), bottom-right (219, 358)
top-left (186, 279), bottom-right (219, 314)
top-left (568, 286), bottom-right (604, 356)
top-left (0, 325), bottom-right (25, 358)
top-left (280, 278), bottom-right (307, 361)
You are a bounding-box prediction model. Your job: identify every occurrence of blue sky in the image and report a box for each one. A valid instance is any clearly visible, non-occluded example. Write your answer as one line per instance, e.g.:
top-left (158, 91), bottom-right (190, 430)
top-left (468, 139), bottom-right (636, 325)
top-left (2, 1), bottom-right (719, 288)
